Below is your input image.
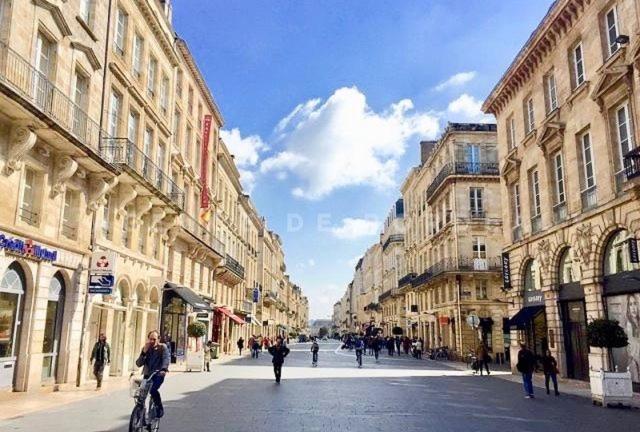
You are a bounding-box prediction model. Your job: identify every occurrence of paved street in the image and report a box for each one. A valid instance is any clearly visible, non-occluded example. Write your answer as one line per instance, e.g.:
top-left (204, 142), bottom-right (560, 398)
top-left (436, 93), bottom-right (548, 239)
top-left (0, 342), bottom-right (637, 432)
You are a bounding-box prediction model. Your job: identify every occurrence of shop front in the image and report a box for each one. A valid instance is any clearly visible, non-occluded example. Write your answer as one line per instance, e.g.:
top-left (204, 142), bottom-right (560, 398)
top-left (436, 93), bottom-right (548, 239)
top-left (601, 230), bottom-right (640, 392)
top-left (213, 307), bottom-right (244, 354)
top-left (161, 282), bottom-right (213, 364)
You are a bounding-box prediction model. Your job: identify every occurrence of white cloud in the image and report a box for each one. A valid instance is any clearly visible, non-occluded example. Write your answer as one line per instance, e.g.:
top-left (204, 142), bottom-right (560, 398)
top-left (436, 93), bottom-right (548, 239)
top-left (238, 169), bottom-right (256, 194)
top-left (330, 217), bottom-right (380, 240)
top-left (434, 71), bottom-right (476, 91)
top-left (220, 128), bottom-right (268, 192)
top-left (308, 259), bottom-right (316, 267)
top-left (260, 87), bottom-right (440, 200)
top-left (447, 93), bottom-right (495, 123)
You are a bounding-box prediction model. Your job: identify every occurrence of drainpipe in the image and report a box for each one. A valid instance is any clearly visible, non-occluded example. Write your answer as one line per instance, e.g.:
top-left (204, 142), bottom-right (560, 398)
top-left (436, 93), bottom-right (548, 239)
top-left (76, 0), bottom-right (114, 388)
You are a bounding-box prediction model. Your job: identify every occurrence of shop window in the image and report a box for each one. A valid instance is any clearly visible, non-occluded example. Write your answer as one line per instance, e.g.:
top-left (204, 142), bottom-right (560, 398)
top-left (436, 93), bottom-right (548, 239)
top-left (558, 248), bottom-right (574, 284)
top-left (42, 273), bottom-right (64, 380)
top-left (604, 230), bottom-right (640, 275)
top-left (20, 167), bottom-right (42, 227)
top-left (0, 263), bottom-right (26, 360)
top-left (523, 259), bottom-right (540, 291)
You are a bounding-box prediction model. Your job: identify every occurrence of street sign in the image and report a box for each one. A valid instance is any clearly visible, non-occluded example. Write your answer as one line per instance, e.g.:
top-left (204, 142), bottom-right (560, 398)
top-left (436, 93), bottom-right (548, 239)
top-left (501, 252), bottom-right (511, 289)
top-left (90, 250), bottom-right (117, 274)
top-left (466, 314), bottom-right (480, 329)
top-left (88, 274), bottom-right (115, 294)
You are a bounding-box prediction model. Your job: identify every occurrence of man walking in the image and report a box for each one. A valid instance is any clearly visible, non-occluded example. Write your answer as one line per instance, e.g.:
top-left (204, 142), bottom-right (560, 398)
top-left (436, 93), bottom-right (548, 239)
top-left (311, 337), bottom-right (320, 367)
top-left (90, 333), bottom-right (110, 389)
top-left (372, 335), bottom-right (382, 362)
top-left (268, 337), bottom-right (290, 383)
top-left (237, 337), bottom-right (245, 356)
top-left (395, 336), bottom-right (402, 356)
top-left (517, 342), bottom-right (537, 398)
top-left (135, 330), bottom-right (170, 418)
top-left (476, 341), bottom-right (491, 375)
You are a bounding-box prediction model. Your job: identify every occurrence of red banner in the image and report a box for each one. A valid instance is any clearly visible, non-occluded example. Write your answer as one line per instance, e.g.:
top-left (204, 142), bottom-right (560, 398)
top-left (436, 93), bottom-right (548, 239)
top-left (200, 114), bottom-right (212, 209)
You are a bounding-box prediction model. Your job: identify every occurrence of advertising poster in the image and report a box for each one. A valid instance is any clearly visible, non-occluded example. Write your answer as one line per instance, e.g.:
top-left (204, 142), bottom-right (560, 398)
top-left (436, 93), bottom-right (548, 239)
top-left (607, 294), bottom-right (640, 384)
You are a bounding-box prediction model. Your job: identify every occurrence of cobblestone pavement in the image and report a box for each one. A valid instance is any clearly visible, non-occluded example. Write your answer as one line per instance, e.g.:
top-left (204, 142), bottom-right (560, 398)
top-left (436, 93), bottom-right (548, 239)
top-left (1, 342), bottom-right (637, 432)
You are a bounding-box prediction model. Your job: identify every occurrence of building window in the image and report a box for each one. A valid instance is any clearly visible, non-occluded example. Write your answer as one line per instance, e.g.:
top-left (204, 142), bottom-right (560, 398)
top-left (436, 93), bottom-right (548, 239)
top-left (185, 125), bottom-right (192, 161)
top-left (147, 56), bottom-right (157, 98)
top-left (72, 71), bottom-right (89, 136)
top-left (523, 259), bottom-right (539, 291)
top-left (529, 169), bottom-right (541, 233)
top-left (132, 34), bottom-right (143, 78)
top-left (138, 219), bottom-right (148, 253)
top-left (507, 115), bottom-right (516, 150)
top-left (544, 71), bottom-right (558, 114)
top-left (121, 207), bottom-right (130, 247)
top-left (472, 236), bottom-right (486, 259)
top-left (605, 6), bottom-right (620, 57)
top-left (194, 139), bottom-right (201, 174)
top-left (558, 248), bottom-right (573, 284)
top-left (553, 152), bottom-right (565, 205)
top-left (173, 110), bottom-right (181, 148)
top-left (114, 7), bottom-right (127, 55)
top-left (475, 280), bottom-right (488, 300)
top-left (20, 168), bottom-right (40, 226)
top-left (579, 132), bottom-right (597, 210)
top-left (572, 42), bottom-right (585, 87)
top-left (176, 69), bottom-right (183, 98)
top-left (187, 86), bottom-right (194, 114)
top-left (62, 190), bottom-right (79, 239)
top-left (34, 32), bottom-right (55, 106)
top-left (107, 90), bottom-right (121, 138)
top-left (615, 102), bottom-right (634, 164)
top-left (127, 110), bottom-right (139, 144)
top-left (512, 183), bottom-right (521, 226)
top-left (160, 75), bottom-right (169, 115)
top-left (102, 194), bottom-right (112, 239)
top-left (524, 96), bottom-right (535, 134)
top-left (469, 187), bottom-right (483, 218)
top-left (79, 0), bottom-right (93, 26)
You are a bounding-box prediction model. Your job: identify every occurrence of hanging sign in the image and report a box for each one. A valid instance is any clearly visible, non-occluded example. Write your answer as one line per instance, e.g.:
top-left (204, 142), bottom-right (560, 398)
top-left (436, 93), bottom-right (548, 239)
top-left (501, 252), bottom-right (512, 289)
top-left (253, 287), bottom-right (260, 303)
top-left (90, 250), bottom-right (117, 274)
top-left (200, 114), bottom-right (212, 209)
top-left (628, 238), bottom-right (639, 263)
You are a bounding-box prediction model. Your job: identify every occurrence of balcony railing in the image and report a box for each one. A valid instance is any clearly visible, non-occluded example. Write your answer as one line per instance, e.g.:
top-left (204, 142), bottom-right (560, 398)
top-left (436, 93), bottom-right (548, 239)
top-left (553, 202), bottom-right (567, 224)
top-left (426, 161), bottom-right (499, 200)
top-left (531, 214), bottom-right (542, 234)
top-left (235, 299), bottom-right (253, 314)
top-left (225, 253), bottom-right (245, 279)
top-left (470, 209), bottom-right (485, 219)
top-left (424, 256), bottom-right (501, 279)
top-left (181, 212), bottom-right (225, 257)
top-left (19, 206), bottom-right (39, 226)
top-left (624, 147), bottom-right (640, 180)
top-left (101, 138), bottom-right (184, 209)
top-left (0, 42), bottom-right (106, 160)
top-left (382, 234), bottom-right (404, 250)
top-left (581, 185), bottom-right (597, 211)
top-left (398, 272), bottom-right (417, 287)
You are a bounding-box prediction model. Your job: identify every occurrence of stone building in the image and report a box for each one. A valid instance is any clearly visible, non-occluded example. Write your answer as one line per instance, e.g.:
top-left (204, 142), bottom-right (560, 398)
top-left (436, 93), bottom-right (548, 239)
top-left (482, 0), bottom-right (640, 386)
top-left (400, 124), bottom-right (508, 359)
top-left (380, 199), bottom-right (406, 336)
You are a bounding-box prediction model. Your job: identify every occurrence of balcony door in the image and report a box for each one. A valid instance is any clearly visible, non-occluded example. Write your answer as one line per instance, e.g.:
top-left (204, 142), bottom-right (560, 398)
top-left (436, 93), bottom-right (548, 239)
top-left (34, 32), bottom-right (54, 109)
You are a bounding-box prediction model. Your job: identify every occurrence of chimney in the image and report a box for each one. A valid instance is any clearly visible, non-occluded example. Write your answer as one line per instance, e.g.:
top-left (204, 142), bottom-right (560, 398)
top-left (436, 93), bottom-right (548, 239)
top-left (420, 140), bottom-right (436, 165)
top-left (159, 0), bottom-right (173, 22)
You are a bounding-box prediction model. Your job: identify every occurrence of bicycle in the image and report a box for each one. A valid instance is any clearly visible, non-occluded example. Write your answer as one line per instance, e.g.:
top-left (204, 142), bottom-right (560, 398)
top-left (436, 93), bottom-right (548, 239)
top-left (356, 349), bottom-right (363, 368)
top-left (129, 371), bottom-right (160, 432)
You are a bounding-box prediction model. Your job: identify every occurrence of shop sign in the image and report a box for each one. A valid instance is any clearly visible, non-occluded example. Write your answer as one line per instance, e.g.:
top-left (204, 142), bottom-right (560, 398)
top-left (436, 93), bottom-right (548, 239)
top-left (88, 274), bottom-right (115, 294)
top-left (628, 238), bottom-right (639, 263)
top-left (524, 289), bottom-right (544, 307)
top-left (466, 313), bottom-right (480, 329)
top-left (0, 233), bottom-right (57, 262)
top-left (196, 312), bottom-right (209, 319)
top-left (438, 316), bottom-right (450, 325)
top-left (501, 252), bottom-right (511, 289)
top-left (253, 287), bottom-right (260, 303)
top-left (90, 250), bottom-right (117, 274)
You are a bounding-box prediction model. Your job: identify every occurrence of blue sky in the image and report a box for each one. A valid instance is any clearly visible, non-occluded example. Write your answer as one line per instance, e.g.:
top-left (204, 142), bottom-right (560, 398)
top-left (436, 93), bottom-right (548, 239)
top-left (173, 0), bottom-right (552, 319)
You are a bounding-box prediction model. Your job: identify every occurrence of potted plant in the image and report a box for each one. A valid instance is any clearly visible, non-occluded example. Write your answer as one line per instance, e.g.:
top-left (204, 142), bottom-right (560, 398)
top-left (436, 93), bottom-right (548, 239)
top-left (392, 326), bottom-right (403, 336)
top-left (586, 318), bottom-right (632, 407)
top-left (186, 321), bottom-right (207, 372)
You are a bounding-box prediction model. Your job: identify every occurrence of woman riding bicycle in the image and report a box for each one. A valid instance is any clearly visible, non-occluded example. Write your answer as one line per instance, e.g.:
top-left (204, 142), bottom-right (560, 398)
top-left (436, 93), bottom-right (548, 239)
top-left (135, 330), bottom-right (170, 418)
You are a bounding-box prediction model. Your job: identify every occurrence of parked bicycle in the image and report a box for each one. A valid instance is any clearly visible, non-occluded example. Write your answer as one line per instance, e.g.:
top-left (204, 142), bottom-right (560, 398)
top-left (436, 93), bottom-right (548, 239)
top-left (433, 347), bottom-right (449, 361)
top-left (129, 371), bottom-right (160, 432)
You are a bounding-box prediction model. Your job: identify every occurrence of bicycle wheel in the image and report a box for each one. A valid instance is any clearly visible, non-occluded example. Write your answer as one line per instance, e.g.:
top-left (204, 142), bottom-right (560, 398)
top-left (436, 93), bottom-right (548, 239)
top-left (129, 405), bottom-right (145, 432)
top-left (147, 401), bottom-right (160, 432)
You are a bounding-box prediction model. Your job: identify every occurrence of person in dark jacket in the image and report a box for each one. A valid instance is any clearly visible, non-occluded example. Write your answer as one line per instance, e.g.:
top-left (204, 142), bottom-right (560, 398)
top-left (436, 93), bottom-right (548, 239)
top-left (541, 350), bottom-right (560, 396)
top-left (135, 330), bottom-right (170, 418)
top-left (386, 337), bottom-right (395, 356)
top-left (311, 338), bottom-right (320, 367)
top-left (476, 342), bottom-right (491, 376)
top-left (237, 337), bottom-right (245, 356)
top-left (395, 336), bottom-right (402, 355)
top-left (90, 333), bottom-right (111, 389)
top-left (268, 336), bottom-right (290, 383)
top-left (516, 342), bottom-right (536, 398)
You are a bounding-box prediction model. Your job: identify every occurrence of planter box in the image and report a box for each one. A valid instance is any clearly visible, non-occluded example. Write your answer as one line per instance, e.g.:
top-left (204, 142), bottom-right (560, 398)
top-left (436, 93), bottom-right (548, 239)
top-left (589, 369), bottom-right (633, 407)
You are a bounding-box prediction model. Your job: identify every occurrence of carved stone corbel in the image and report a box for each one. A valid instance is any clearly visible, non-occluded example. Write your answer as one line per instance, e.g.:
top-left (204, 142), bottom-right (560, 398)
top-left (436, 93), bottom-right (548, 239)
top-left (50, 154), bottom-right (78, 197)
top-left (189, 244), bottom-right (203, 259)
top-left (161, 214), bottom-right (179, 244)
top-left (87, 175), bottom-right (119, 212)
top-left (117, 184), bottom-right (138, 218)
top-left (149, 206), bottom-right (167, 234)
top-left (4, 125), bottom-right (37, 175)
top-left (135, 196), bottom-right (153, 224)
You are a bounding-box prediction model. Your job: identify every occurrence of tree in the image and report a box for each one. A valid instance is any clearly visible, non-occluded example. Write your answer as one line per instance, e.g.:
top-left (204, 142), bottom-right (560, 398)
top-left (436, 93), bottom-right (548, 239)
top-left (187, 321), bottom-right (207, 338)
top-left (587, 318), bottom-right (628, 371)
top-left (318, 327), bottom-right (329, 338)
top-left (392, 326), bottom-right (403, 336)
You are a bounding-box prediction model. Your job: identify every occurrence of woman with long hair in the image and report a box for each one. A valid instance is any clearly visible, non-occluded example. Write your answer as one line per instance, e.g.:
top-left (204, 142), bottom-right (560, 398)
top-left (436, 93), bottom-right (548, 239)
top-left (625, 294), bottom-right (640, 382)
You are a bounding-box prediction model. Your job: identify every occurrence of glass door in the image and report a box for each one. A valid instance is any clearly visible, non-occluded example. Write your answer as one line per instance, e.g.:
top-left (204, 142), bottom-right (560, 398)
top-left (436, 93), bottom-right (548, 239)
top-left (0, 265), bottom-right (26, 390)
top-left (562, 300), bottom-right (589, 381)
top-left (42, 274), bottom-right (64, 381)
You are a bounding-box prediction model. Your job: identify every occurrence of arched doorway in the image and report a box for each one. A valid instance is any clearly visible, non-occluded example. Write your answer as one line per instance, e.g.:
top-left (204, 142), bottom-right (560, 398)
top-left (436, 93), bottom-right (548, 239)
top-left (601, 229), bottom-right (640, 389)
top-left (109, 282), bottom-right (128, 376)
top-left (41, 272), bottom-right (65, 382)
top-left (0, 263), bottom-right (27, 390)
top-left (128, 284), bottom-right (147, 372)
top-left (557, 248), bottom-right (588, 380)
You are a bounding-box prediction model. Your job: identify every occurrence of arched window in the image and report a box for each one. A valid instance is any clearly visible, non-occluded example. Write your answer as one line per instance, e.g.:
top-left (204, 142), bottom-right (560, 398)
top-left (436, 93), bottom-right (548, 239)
top-left (558, 248), bottom-right (573, 284)
top-left (42, 272), bottom-right (65, 380)
top-left (523, 259), bottom-right (540, 291)
top-left (604, 230), bottom-right (640, 276)
top-left (0, 263), bottom-right (26, 361)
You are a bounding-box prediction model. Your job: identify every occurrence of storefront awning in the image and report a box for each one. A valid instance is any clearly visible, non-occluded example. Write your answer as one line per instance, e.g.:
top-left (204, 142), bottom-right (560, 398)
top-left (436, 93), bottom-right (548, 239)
top-left (508, 306), bottom-right (544, 329)
top-left (164, 282), bottom-right (212, 311)
top-left (216, 307), bottom-right (245, 325)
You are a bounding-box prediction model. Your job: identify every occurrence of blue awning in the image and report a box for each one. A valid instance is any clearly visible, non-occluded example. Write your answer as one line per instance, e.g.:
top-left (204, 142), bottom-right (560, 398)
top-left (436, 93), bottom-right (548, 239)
top-left (508, 306), bottom-right (544, 329)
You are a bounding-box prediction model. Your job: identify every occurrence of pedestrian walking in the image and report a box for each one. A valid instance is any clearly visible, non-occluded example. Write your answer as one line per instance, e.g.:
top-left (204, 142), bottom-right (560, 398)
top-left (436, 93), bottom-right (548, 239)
top-left (415, 339), bottom-right (423, 359)
top-left (90, 333), bottom-right (111, 389)
top-left (311, 338), bottom-right (320, 367)
top-left (386, 337), bottom-right (395, 356)
top-left (268, 337), bottom-right (290, 383)
top-left (373, 336), bottom-right (381, 362)
top-left (395, 336), bottom-right (401, 355)
top-left (516, 342), bottom-right (537, 398)
top-left (476, 342), bottom-right (491, 376)
top-left (252, 338), bottom-right (261, 358)
top-left (203, 340), bottom-right (212, 372)
top-left (403, 337), bottom-right (411, 355)
top-left (542, 350), bottom-right (560, 396)
top-left (237, 337), bottom-right (245, 356)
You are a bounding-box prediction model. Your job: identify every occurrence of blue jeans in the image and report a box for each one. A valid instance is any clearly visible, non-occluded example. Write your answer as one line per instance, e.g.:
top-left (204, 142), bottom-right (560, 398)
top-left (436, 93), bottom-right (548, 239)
top-left (522, 372), bottom-right (534, 396)
top-left (148, 374), bottom-right (165, 411)
top-left (545, 373), bottom-right (558, 394)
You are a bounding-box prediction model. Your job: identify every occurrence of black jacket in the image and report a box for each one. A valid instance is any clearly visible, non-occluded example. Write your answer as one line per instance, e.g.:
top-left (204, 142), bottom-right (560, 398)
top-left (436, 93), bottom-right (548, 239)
top-left (541, 355), bottom-right (558, 374)
top-left (516, 348), bottom-right (536, 374)
top-left (91, 341), bottom-right (111, 364)
top-left (136, 343), bottom-right (170, 377)
top-left (268, 345), bottom-right (290, 365)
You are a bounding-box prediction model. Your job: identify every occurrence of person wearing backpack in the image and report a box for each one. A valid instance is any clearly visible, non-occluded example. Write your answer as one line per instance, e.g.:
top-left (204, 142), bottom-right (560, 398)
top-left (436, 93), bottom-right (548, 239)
top-left (516, 342), bottom-right (537, 399)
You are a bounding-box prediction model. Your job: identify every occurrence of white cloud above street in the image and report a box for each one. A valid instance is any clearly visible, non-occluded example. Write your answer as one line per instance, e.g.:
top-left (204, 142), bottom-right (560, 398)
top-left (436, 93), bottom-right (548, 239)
top-left (446, 93), bottom-right (495, 123)
top-left (220, 128), bottom-right (268, 192)
top-left (434, 71), bottom-right (476, 91)
top-left (260, 86), bottom-right (440, 200)
top-left (330, 217), bottom-right (381, 240)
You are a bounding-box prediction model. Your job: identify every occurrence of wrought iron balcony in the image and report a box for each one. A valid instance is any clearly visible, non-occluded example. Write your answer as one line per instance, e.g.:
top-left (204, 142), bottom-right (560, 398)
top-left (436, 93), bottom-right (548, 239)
top-left (225, 254), bottom-right (245, 279)
top-left (235, 299), bottom-right (253, 314)
top-left (180, 212), bottom-right (225, 258)
top-left (426, 162), bottom-right (499, 201)
top-left (624, 147), bottom-right (640, 180)
top-left (422, 256), bottom-right (501, 281)
top-left (101, 138), bottom-right (184, 209)
top-left (0, 42), bottom-right (107, 162)
top-left (382, 234), bottom-right (404, 250)
top-left (398, 272), bottom-right (417, 287)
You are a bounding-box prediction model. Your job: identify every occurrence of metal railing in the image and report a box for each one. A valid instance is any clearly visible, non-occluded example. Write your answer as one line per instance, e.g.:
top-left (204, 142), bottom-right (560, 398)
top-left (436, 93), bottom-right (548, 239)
top-left (531, 214), bottom-right (542, 234)
top-left (235, 299), bottom-right (253, 314)
top-left (225, 254), bottom-right (245, 279)
top-left (398, 272), bottom-right (417, 287)
top-left (424, 256), bottom-right (501, 280)
top-left (624, 147), bottom-right (640, 180)
top-left (180, 212), bottom-right (225, 257)
top-left (553, 202), bottom-right (567, 224)
top-left (382, 234), bottom-right (404, 250)
top-left (0, 42), bottom-right (105, 158)
top-left (101, 138), bottom-right (184, 209)
top-left (470, 209), bottom-right (485, 219)
top-left (426, 161), bottom-right (499, 200)
top-left (581, 185), bottom-right (597, 211)
top-left (19, 206), bottom-right (39, 226)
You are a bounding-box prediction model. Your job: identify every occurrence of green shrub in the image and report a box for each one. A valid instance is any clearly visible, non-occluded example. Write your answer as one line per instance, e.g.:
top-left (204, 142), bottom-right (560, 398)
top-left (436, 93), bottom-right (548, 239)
top-left (187, 321), bottom-right (207, 338)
